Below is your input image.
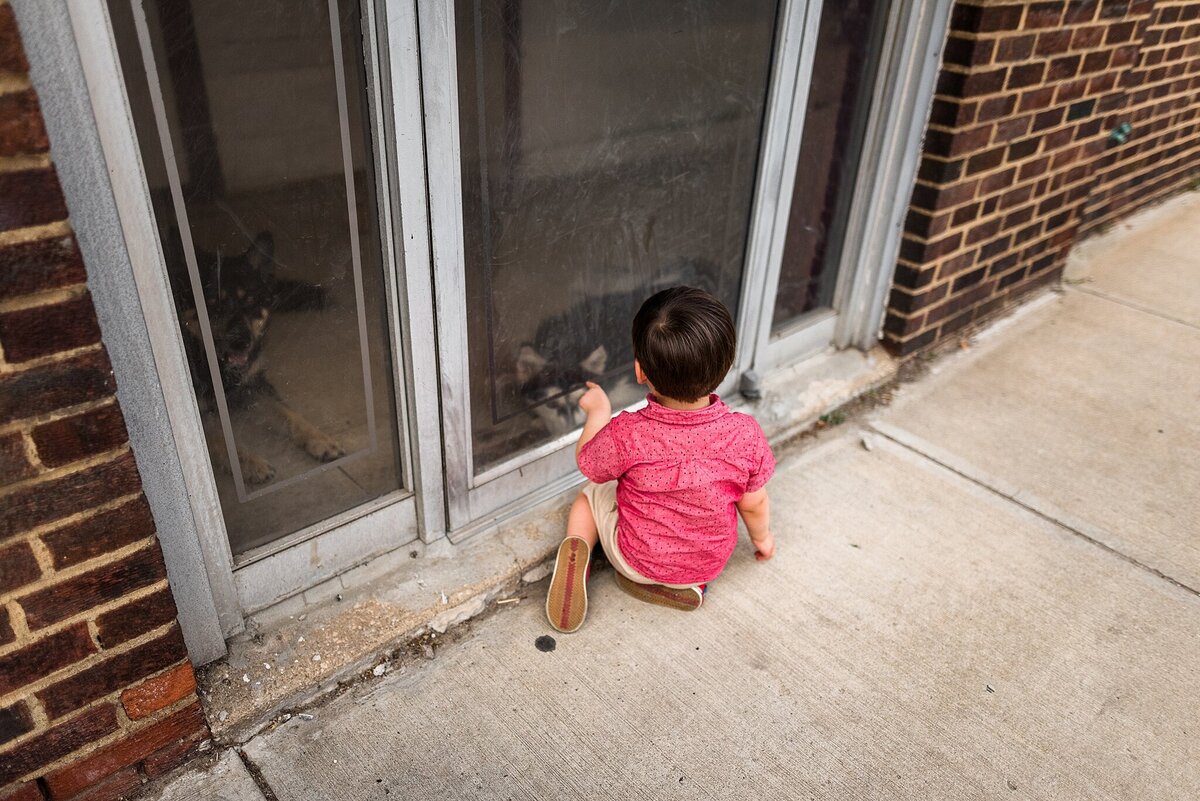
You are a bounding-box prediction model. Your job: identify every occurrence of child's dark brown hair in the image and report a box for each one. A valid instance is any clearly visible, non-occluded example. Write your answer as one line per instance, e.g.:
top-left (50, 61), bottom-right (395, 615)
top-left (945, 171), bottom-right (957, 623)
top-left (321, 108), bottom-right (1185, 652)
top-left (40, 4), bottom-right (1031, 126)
top-left (631, 286), bottom-right (736, 402)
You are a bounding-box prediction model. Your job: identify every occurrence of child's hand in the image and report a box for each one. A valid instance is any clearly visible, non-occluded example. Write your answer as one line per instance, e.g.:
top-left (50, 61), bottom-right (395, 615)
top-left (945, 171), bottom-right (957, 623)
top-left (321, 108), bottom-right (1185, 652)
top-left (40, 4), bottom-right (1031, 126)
top-left (578, 381), bottom-right (611, 417)
top-left (752, 531), bottom-right (775, 561)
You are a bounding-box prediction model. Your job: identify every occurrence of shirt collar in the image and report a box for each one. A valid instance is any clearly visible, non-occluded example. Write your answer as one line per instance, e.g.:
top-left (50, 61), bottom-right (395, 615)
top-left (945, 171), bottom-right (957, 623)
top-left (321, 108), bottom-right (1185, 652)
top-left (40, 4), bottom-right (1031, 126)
top-left (637, 393), bottom-right (728, 425)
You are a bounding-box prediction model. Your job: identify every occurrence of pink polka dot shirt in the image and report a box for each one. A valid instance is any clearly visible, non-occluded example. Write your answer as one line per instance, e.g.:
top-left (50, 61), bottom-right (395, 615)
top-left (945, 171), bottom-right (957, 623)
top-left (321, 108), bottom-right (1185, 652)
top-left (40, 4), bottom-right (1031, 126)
top-left (578, 393), bottom-right (775, 585)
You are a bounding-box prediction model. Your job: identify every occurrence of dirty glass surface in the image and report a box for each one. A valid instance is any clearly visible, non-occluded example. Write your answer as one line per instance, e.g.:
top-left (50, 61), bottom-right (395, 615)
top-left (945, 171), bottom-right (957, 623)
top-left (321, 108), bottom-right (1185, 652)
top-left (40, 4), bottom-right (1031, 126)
top-left (456, 0), bottom-right (780, 474)
top-left (109, 0), bottom-right (403, 557)
top-left (771, 0), bottom-right (890, 333)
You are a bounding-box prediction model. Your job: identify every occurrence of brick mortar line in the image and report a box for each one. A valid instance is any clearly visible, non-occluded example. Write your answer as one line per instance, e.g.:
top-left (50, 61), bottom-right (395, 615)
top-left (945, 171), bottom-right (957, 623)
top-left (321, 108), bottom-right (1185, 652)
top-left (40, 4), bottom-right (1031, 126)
top-left (890, 277), bottom-right (1062, 345)
top-left (936, 42), bottom-right (1151, 69)
top-left (1086, 145), bottom-right (1200, 187)
top-left (1087, 144), bottom-right (1200, 192)
top-left (18, 430), bottom-right (43, 472)
top-left (0, 220), bottom-right (71, 248)
top-left (0, 397), bottom-right (119, 438)
top-left (0, 609), bottom-right (174, 707)
top-left (919, 109), bottom-right (1200, 165)
top-left (0, 539), bottom-right (163, 643)
top-left (909, 178), bottom-right (1091, 243)
top-left (924, 88), bottom-right (1131, 124)
top-left (1090, 163), bottom-right (1200, 205)
top-left (888, 276), bottom-right (1060, 342)
top-left (12, 533), bottom-right (158, 604)
top-left (26, 534), bottom-right (55, 575)
top-left (0, 284), bottom-right (88, 315)
top-left (1088, 169), bottom-right (1199, 213)
top-left (908, 173), bottom-right (1069, 222)
top-left (0, 487), bottom-right (139, 548)
top-left (0, 545), bottom-right (163, 649)
top-left (3, 597), bottom-right (29, 644)
top-left (0, 341), bottom-right (104, 377)
top-left (925, 81), bottom-right (1200, 131)
top-left (892, 235), bottom-right (1065, 306)
top-left (0, 443), bottom-right (130, 499)
top-left (5, 669), bottom-right (202, 787)
top-left (0, 154), bottom-right (51, 174)
top-left (906, 197), bottom-right (1086, 260)
top-left (0, 74), bottom-right (32, 95)
top-left (872, 424), bottom-right (1200, 599)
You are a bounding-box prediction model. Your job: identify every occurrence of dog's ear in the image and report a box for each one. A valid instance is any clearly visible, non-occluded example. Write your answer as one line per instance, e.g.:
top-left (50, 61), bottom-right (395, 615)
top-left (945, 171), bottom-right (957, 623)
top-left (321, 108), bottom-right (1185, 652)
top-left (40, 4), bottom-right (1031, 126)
top-left (245, 231), bottom-right (275, 280)
top-left (579, 344), bottom-right (607, 376)
top-left (516, 344), bottom-right (547, 385)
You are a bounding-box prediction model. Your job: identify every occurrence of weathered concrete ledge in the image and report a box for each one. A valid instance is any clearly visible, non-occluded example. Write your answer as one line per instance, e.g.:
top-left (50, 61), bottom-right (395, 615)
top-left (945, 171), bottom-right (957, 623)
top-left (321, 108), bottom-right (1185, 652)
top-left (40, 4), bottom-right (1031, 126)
top-left (198, 345), bottom-right (897, 743)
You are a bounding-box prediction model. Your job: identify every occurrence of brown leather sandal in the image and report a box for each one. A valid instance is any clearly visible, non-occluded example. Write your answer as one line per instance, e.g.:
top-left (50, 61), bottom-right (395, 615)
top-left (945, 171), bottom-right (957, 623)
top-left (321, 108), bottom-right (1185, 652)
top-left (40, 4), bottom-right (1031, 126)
top-left (545, 537), bottom-right (591, 633)
top-left (613, 572), bottom-right (704, 611)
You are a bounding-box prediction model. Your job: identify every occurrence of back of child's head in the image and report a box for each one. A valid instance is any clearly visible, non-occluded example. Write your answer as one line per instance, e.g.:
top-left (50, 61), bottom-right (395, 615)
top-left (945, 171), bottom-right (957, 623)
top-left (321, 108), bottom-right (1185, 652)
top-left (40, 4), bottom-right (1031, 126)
top-left (632, 286), bottom-right (736, 402)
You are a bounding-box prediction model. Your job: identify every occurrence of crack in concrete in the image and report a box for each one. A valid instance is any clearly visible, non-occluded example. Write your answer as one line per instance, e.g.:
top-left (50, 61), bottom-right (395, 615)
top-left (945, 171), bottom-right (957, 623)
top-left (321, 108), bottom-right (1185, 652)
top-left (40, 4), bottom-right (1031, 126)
top-left (1070, 284), bottom-right (1200, 332)
top-left (235, 747), bottom-right (281, 801)
top-left (870, 422), bottom-right (1200, 600)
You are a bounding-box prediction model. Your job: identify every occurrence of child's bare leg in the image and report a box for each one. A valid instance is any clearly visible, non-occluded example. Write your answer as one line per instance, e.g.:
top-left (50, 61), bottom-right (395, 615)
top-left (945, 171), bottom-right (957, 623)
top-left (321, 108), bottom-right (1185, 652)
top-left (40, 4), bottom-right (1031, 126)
top-left (565, 491), bottom-right (599, 548)
top-left (546, 491), bottom-right (596, 633)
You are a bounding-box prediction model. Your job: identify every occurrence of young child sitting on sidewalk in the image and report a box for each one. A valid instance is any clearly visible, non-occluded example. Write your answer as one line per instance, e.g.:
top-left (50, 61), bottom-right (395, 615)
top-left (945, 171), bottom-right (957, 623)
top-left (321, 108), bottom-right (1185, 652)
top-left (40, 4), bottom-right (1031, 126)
top-left (546, 286), bottom-right (776, 633)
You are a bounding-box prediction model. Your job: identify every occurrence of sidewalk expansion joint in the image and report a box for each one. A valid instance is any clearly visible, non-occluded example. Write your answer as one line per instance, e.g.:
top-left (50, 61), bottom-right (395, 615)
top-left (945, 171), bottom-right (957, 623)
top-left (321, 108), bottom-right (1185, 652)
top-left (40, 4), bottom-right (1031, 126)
top-left (236, 747), bottom-right (281, 801)
top-left (1069, 284), bottom-right (1200, 332)
top-left (870, 421), bottom-right (1200, 600)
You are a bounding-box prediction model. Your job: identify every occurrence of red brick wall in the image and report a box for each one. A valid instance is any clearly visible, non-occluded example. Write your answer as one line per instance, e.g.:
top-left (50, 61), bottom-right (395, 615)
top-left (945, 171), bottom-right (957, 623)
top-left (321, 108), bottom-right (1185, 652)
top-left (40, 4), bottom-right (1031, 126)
top-left (0, 4), bottom-right (208, 800)
top-left (884, 0), bottom-right (1200, 354)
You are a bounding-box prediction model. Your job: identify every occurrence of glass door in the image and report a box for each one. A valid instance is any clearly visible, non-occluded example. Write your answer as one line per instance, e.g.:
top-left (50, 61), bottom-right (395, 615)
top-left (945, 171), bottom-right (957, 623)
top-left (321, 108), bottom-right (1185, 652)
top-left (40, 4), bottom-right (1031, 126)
top-left (107, 0), bottom-right (414, 564)
top-left (752, 0), bottom-right (894, 369)
top-left (424, 0), bottom-right (783, 529)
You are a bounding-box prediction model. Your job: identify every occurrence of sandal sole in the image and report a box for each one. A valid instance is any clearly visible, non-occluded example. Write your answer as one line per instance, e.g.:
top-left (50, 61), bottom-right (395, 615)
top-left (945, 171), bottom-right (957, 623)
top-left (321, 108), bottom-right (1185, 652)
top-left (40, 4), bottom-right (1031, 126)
top-left (614, 572), bottom-right (703, 611)
top-left (545, 538), bottom-right (590, 633)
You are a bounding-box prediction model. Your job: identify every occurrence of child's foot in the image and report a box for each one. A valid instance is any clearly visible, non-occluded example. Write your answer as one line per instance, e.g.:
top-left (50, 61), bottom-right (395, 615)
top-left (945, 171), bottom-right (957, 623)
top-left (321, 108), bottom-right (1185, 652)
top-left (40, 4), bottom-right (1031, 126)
top-left (546, 537), bottom-right (590, 633)
top-left (614, 572), bottom-right (704, 611)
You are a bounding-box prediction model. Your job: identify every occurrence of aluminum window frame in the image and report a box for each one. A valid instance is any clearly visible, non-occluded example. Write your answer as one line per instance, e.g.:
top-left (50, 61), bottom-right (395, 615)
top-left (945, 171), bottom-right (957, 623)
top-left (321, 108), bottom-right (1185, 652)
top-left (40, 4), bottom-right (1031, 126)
top-left (748, 0), bottom-right (955, 372)
top-left (420, 0), bottom-right (809, 533)
top-left (61, 0), bottom-right (435, 651)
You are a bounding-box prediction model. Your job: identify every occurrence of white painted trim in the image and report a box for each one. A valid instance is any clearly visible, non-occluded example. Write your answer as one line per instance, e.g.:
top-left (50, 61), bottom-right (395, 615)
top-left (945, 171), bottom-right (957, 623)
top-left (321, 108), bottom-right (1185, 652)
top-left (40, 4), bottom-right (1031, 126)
top-left (835, 0), bottom-right (955, 349)
top-left (741, 0), bottom-right (824, 377)
top-left (61, 0), bottom-right (243, 651)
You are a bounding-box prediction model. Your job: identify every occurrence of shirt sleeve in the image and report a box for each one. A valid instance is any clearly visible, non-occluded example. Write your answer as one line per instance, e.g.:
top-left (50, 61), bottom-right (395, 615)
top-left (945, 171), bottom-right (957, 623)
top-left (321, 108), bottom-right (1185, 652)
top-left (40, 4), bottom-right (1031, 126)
top-left (744, 425), bottom-right (776, 493)
top-left (577, 420), bottom-right (626, 483)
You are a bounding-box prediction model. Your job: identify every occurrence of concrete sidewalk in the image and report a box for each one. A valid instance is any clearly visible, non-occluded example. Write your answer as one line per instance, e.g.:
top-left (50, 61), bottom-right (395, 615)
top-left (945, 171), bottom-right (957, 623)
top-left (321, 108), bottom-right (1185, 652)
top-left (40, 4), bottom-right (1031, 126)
top-left (150, 195), bottom-right (1200, 801)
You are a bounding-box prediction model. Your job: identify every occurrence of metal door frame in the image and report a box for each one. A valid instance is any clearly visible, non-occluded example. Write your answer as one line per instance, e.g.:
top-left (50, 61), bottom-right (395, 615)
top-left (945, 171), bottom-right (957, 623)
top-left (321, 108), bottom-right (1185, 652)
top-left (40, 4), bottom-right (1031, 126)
top-left (56, 0), bottom-right (443, 656)
top-left (745, 0), bottom-right (955, 373)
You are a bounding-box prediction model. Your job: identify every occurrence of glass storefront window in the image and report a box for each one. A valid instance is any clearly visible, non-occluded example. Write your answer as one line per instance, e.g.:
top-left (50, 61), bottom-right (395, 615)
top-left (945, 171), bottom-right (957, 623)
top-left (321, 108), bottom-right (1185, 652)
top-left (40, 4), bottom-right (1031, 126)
top-left (455, 0), bottom-right (780, 473)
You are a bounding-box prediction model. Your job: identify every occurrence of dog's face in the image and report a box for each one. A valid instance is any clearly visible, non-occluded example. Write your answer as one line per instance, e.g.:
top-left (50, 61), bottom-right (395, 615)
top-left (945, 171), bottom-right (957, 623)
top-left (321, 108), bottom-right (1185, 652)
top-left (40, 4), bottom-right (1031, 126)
top-left (516, 344), bottom-right (607, 434)
top-left (197, 233), bottom-right (276, 388)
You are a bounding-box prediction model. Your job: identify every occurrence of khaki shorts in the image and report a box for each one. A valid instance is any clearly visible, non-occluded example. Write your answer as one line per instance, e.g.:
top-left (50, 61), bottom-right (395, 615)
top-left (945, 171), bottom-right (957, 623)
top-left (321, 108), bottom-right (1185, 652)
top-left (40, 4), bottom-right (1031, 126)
top-left (580, 481), bottom-right (701, 590)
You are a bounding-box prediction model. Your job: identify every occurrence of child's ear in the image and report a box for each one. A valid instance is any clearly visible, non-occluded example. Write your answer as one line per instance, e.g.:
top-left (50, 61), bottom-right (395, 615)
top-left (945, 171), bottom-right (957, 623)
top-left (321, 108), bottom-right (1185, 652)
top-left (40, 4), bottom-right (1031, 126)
top-left (634, 360), bottom-right (648, 386)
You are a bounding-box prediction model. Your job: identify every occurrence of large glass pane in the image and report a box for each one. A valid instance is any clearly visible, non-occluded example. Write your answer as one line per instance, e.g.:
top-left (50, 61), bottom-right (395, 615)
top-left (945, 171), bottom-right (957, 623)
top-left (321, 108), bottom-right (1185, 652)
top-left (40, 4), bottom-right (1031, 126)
top-left (457, 0), bottom-right (780, 474)
top-left (771, 0), bottom-right (890, 333)
top-left (109, 0), bottom-right (403, 556)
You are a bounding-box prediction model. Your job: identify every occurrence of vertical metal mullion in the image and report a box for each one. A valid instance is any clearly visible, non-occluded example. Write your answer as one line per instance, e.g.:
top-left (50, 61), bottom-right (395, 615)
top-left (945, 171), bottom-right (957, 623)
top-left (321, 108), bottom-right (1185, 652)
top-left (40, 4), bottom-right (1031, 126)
top-left (381, 0), bottom-right (452, 538)
top-left (734, 0), bottom-right (825, 379)
top-left (834, 0), bottom-right (955, 349)
top-left (416, 0), bottom-right (476, 529)
top-left (361, 0), bottom-right (416, 504)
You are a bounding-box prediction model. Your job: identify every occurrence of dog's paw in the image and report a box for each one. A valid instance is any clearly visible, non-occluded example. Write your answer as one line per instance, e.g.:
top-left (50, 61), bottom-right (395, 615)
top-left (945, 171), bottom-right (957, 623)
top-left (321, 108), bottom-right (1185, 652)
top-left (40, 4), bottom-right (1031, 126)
top-left (304, 432), bottom-right (345, 463)
top-left (240, 453), bottom-right (276, 484)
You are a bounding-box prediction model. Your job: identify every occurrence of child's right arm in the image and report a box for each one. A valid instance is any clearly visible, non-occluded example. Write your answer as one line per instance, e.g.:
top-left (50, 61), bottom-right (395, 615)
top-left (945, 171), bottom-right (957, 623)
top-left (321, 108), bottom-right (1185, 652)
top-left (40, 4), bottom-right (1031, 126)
top-left (575, 381), bottom-right (613, 461)
top-left (736, 488), bottom-right (774, 561)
